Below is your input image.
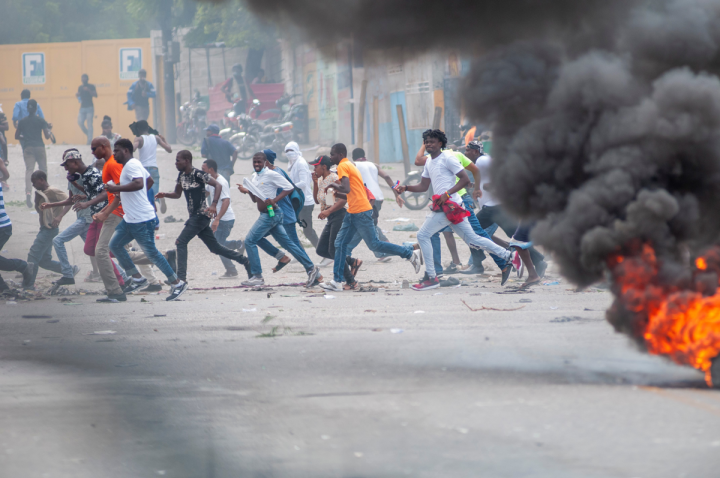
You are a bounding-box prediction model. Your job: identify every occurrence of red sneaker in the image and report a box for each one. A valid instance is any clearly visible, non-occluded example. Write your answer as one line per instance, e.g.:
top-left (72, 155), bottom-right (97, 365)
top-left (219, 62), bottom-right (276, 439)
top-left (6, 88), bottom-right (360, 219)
top-left (411, 275), bottom-right (440, 291)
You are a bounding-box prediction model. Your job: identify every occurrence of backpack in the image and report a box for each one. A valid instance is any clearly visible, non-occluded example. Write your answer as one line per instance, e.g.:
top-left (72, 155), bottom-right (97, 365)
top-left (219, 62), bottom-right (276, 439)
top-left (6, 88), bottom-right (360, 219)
top-left (276, 167), bottom-right (307, 228)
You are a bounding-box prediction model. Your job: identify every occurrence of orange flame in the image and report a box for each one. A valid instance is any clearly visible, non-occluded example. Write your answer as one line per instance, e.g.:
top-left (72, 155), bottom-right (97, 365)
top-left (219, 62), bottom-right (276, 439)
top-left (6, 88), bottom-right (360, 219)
top-left (608, 244), bottom-right (720, 386)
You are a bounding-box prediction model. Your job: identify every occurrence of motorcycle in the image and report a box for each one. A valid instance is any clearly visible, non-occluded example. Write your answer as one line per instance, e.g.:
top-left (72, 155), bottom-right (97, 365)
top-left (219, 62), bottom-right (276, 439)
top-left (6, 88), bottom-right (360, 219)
top-left (176, 91), bottom-right (208, 146)
top-left (226, 99), bottom-right (295, 161)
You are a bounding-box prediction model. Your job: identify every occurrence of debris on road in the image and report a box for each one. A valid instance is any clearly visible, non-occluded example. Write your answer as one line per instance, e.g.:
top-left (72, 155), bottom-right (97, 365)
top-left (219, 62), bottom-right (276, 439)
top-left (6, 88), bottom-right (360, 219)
top-left (461, 300), bottom-right (526, 312)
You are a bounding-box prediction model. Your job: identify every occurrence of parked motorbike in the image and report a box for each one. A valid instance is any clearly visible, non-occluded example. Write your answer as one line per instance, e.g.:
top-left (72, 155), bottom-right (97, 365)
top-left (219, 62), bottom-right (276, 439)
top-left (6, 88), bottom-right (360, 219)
top-left (226, 99), bottom-right (295, 161)
top-left (176, 91), bottom-right (208, 146)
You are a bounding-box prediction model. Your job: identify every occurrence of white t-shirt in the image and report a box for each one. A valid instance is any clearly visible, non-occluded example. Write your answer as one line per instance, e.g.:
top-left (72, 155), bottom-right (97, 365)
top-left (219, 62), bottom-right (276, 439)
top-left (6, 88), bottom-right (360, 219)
top-left (354, 161), bottom-right (384, 201)
top-left (250, 168), bottom-right (293, 200)
top-left (206, 174), bottom-right (235, 222)
top-left (137, 134), bottom-right (158, 168)
top-left (474, 154), bottom-right (498, 207)
top-left (120, 158), bottom-right (156, 223)
top-left (421, 151), bottom-right (465, 205)
top-left (288, 157), bottom-right (315, 206)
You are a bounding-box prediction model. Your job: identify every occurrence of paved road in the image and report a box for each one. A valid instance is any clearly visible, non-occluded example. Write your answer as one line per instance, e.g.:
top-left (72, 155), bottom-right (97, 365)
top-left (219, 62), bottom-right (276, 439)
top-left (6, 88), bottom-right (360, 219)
top-left (1, 144), bottom-right (718, 477)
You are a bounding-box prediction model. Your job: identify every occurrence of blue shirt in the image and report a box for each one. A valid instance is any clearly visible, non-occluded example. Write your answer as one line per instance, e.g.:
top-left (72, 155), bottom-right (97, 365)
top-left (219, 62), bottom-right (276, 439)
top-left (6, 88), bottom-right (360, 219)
top-left (201, 135), bottom-right (237, 172)
top-left (274, 167), bottom-right (296, 224)
top-left (0, 182), bottom-right (10, 228)
top-left (126, 80), bottom-right (156, 108)
top-left (12, 99), bottom-right (44, 122)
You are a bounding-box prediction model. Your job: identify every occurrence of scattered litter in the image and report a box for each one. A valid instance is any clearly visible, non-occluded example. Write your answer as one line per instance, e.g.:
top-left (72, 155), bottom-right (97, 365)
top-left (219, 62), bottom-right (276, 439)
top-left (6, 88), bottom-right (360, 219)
top-left (440, 277), bottom-right (460, 287)
top-left (551, 316), bottom-right (584, 323)
top-left (364, 310), bottom-right (377, 313)
top-left (96, 338), bottom-right (115, 342)
top-left (62, 302), bottom-right (82, 306)
top-left (321, 435), bottom-right (331, 440)
top-left (22, 315), bottom-right (53, 319)
top-left (434, 292), bottom-right (444, 295)
top-left (414, 310), bottom-right (425, 314)
top-left (154, 314), bottom-right (166, 317)
top-left (461, 300), bottom-right (526, 312)
top-left (457, 428), bottom-right (469, 434)
top-left (372, 328), bottom-right (383, 332)
top-left (390, 328), bottom-right (404, 334)
top-left (140, 298), bottom-right (149, 302)
top-left (83, 330), bottom-right (117, 335)
top-left (550, 306), bottom-right (558, 310)
top-left (46, 319), bottom-right (59, 323)
top-left (519, 299), bottom-right (532, 303)
top-left (354, 452), bottom-right (364, 458)
top-left (402, 279), bottom-right (410, 289)
top-left (211, 271), bottom-right (217, 276)
top-left (324, 295), bottom-right (335, 299)
top-left (543, 281), bottom-right (560, 286)
top-left (584, 308), bottom-right (597, 311)
top-left (242, 308), bottom-right (258, 312)
top-left (6, 301), bottom-right (17, 305)
top-left (386, 217), bottom-right (410, 222)
top-left (163, 215), bottom-right (182, 223)
top-left (393, 223), bottom-right (419, 232)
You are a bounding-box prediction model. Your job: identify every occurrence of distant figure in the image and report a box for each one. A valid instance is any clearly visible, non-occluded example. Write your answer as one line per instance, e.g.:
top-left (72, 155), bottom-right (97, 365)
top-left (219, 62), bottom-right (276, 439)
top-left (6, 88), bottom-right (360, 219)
top-left (251, 68), bottom-right (266, 84)
top-left (100, 116), bottom-right (121, 148)
top-left (76, 74), bottom-right (97, 145)
top-left (221, 64), bottom-right (249, 113)
top-left (12, 89), bottom-right (44, 129)
top-left (15, 99), bottom-right (51, 208)
top-left (200, 124), bottom-right (237, 184)
top-left (126, 69), bottom-right (156, 121)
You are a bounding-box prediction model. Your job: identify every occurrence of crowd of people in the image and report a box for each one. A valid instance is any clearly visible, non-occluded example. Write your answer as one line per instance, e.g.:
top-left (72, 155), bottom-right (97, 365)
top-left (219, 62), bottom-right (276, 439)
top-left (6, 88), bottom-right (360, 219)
top-left (0, 118), bottom-right (547, 300)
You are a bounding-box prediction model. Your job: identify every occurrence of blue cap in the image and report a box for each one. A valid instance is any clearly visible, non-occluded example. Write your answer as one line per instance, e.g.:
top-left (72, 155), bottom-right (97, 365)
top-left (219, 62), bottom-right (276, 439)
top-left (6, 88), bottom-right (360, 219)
top-left (263, 149), bottom-right (276, 164)
top-left (205, 124), bottom-right (220, 134)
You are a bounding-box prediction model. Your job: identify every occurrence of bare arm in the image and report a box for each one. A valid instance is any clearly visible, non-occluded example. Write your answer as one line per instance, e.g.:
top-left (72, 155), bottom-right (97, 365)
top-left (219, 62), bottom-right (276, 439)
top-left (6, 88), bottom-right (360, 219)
top-left (415, 145), bottom-right (428, 166)
top-left (133, 136), bottom-right (143, 151)
top-left (93, 195), bottom-right (121, 222)
top-left (106, 177), bottom-right (144, 193)
top-left (0, 161), bottom-right (8, 181)
top-left (465, 162), bottom-right (482, 200)
top-left (155, 183), bottom-right (183, 199)
top-left (156, 135), bottom-right (172, 153)
top-left (327, 176), bottom-right (351, 195)
top-left (74, 190), bottom-right (108, 211)
top-left (397, 177), bottom-right (431, 194)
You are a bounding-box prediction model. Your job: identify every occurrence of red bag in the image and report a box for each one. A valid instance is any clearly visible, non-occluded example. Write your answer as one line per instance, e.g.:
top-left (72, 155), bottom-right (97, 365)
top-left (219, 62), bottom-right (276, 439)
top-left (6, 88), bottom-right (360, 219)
top-left (431, 194), bottom-right (471, 224)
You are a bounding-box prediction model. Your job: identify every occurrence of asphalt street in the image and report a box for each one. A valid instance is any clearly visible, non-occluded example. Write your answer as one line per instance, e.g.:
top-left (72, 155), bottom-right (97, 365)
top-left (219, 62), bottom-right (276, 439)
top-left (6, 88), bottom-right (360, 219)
top-left (0, 144), bottom-right (718, 478)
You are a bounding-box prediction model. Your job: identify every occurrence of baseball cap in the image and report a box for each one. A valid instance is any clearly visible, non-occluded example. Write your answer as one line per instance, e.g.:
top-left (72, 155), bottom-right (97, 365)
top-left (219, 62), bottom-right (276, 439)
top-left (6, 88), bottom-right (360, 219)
top-left (60, 149), bottom-right (82, 166)
top-left (205, 124), bottom-right (220, 134)
top-left (311, 155), bottom-right (332, 168)
top-left (263, 149), bottom-right (276, 164)
top-left (466, 140), bottom-right (484, 153)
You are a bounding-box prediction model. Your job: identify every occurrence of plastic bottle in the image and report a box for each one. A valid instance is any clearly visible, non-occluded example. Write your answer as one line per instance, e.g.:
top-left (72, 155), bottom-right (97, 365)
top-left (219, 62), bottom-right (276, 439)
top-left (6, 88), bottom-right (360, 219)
top-left (267, 202), bottom-right (275, 217)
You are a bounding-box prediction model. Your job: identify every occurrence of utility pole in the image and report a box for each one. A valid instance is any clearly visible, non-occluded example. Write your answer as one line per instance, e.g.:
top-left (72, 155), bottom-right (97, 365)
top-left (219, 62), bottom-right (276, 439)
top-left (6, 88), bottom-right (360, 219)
top-left (160, 0), bottom-right (177, 142)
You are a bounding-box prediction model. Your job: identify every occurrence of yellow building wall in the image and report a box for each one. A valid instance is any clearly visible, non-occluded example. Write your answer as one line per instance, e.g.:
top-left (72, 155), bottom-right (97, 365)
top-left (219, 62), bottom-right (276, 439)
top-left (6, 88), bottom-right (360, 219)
top-left (0, 38), bottom-right (153, 146)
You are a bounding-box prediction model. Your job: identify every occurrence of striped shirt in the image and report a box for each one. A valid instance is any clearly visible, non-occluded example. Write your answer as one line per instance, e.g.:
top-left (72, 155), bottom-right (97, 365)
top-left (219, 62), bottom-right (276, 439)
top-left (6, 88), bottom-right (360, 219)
top-left (0, 182), bottom-right (10, 228)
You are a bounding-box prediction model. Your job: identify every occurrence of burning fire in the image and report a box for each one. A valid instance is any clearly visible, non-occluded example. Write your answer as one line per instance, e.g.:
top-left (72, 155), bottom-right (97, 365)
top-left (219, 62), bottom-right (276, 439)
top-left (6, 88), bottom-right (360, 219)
top-left (607, 243), bottom-right (720, 386)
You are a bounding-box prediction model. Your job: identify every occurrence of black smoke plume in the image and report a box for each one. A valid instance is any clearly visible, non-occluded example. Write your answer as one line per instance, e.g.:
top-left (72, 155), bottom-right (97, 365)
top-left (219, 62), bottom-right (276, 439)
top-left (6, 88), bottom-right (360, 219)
top-left (243, 0), bottom-right (720, 349)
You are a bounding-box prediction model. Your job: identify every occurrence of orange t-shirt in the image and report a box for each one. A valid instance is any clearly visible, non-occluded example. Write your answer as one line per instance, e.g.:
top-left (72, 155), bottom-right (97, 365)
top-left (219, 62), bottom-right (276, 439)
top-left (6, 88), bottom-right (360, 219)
top-left (102, 155), bottom-right (124, 218)
top-left (337, 158), bottom-right (372, 214)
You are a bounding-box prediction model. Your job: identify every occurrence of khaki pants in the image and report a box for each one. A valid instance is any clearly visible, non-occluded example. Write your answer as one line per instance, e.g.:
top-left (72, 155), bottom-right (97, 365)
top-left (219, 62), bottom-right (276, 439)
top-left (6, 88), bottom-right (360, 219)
top-left (96, 214), bottom-right (123, 295)
top-left (23, 146), bottom-right (47, 194)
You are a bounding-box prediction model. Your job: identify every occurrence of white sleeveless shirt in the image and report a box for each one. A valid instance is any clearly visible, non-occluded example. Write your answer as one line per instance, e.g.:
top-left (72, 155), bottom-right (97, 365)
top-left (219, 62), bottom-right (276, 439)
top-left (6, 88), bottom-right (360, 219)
top-left (137, 134), bottom-right (158, 168)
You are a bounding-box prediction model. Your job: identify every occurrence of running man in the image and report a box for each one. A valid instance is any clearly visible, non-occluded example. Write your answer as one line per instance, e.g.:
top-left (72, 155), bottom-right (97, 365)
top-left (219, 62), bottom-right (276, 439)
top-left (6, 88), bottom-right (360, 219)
top-left (238, 151), bottom-right (320, 287)
top-left (155, 150), bottom-right (251, 285)
top-left (15, 99), bottom-right (51, 208)
top-left (201, 124), bottom-right (237, 184)
top-left (397, 130), bottom-right (513, 290)
top-left (106, 139), bottom-right (186, 301)
top-left (132, 120), bottom-right (172, 213)
top-left (324, 143), bottom-right (421, 290)
top-left (285, 141), bottom-right (318, 248)
top-left (126, 69), bottom-right (156, 121)
top-left (76, 74), bottom-right (97, 145)
top-left (0, 161), bottom-right (34, 291)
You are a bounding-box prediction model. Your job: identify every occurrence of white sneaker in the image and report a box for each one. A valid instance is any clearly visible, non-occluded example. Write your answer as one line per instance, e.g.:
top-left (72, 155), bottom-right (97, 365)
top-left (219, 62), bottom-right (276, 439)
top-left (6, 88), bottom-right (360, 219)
top-left (409, 250), bottom-right (422, 274)
top-left (242, 275), bottom-right (265, 286)
top-left (318, 257), bottom-right (334, 267)
top-left (319, 280), bottom-right (343, 291)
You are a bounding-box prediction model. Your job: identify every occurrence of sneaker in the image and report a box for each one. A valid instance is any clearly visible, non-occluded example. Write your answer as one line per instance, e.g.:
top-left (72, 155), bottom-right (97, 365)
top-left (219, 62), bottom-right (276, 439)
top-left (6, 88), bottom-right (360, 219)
top-left (219, 271), bottom-right (239, 280)
top-left (501, 264), bottom-right (512, 286)
top-left (318, 257), bottom-right (334, 267)
top-left (319, 280), bottom-right (343, 291)
top-left (305, 266), bottom-right (321, 287)
top-left (376, 256), bottom-right (392, 263)
top-left (439, 276), bottom-right (460, 287)
top-left (409, 250), bottom-right (422, 274)
top-left (54, 276), bottom-right (75, 286)
top-left (123, 278), bottom-right (148, 294)
top-left (21, 262), bottom-right (35, 289)
top-left (412, 275), bottom-right (440, 291)
top-left (72, 265), bottom-right (81, 277)
top-left (159, 197), bottom-right (167, 214)
top-left (230, 239), bottom-right (246, 256)
top-left (460, 264), bottom-right (485, 275)
top-left (84, 271), bottom-right (102, 283)
top-left (443, 262), bottom-right (461, 275)
top-left (166, 280), bottom-right (189, 301)
top-left (242, 275), bottom-right (265, 286)
top-left (141, 284), bottom-right (163, 292)
top-left (165, 249), bottom-right (177, 274)
top-left (97, 293), bottom-right (128, 303)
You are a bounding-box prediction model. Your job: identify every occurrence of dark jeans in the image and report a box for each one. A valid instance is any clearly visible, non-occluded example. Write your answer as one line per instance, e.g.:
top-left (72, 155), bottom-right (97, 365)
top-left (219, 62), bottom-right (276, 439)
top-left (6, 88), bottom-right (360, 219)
top-left (0, 226), bottom-right (27, 289)
top-left (257, 221), bottom-right (302, 260)
top-left (176, 214), bottom-right (247, 281)
top-left (110, 219), bottom-right (178, 282)
top-left (333, 209), bottom-right (412, 283)
top-left (317, 209), bottom-right (354, 283)
top-left (27, 227), bottom-right (62, 285)
top-left (476, 205), bottom-right (545, 266)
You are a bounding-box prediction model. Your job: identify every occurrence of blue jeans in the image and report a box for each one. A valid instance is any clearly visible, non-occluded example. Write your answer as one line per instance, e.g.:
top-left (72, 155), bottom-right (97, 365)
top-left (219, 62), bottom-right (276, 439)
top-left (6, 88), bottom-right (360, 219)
top-left (78, 107), bottom-right (94, 144)
top-left (214, 219), bottom-right (236, 273)
top-left (53, 217), bottom-right (90, 278)
top-left (333, 210), bottom-right (412, 282)
top-left (146, 167), bottom-right (160, 199)
top-left (27, 227), bottom-right (62, 284)
top-left (345, 227), bottom-right (389, 259)
top-left (245, 211), bottom-right (314, 276)
top-left (109, 219), bottom-right (178, 282)
top-left (256, 221), bottom-right (301, 260)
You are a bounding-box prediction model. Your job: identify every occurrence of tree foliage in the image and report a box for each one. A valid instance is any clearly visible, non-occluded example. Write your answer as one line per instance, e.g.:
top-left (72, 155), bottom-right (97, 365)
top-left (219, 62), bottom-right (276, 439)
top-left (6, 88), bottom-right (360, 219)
top-left (184, 0), bottom-right (276, 49)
